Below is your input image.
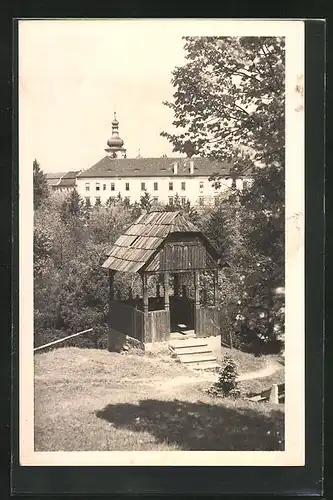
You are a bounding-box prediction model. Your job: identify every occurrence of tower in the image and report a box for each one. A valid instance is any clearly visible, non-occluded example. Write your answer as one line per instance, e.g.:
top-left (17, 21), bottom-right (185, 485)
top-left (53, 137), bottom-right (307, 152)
top-left (105, 112), bottom-right (127, 158)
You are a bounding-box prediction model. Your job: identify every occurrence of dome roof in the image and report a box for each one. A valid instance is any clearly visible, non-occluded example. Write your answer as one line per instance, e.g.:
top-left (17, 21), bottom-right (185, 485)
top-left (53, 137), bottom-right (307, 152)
top-left (107, 135), bottom-right (124, 148)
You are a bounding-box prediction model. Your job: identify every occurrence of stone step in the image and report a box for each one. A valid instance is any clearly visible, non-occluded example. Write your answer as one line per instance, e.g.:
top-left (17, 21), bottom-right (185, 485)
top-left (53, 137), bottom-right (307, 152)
top-left (177, 353), bottom-right (217, 364)
top-left (171, 345), bottom-right (212, 355)
top-left (169, 338), bottom-right (208, 350)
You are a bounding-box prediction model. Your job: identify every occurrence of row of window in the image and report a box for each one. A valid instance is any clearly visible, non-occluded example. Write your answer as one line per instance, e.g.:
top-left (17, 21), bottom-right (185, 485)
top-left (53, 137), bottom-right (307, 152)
top-left (84, 195), bottom-right (208, 206)
top-left (85, 180), bottom-right (205, 192)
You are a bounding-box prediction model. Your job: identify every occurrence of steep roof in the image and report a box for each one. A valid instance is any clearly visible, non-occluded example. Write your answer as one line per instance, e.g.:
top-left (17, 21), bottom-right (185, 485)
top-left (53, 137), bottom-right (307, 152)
top-left (78, 156), bottom-right (233, 179)
top-left (45, 172), bottom-right (67, 179)
top-left (101, 210), bottom-right (215, 273)
top-left (58, 170), bottom-right (81, 187)
top-left (45, 171), bottom-right (81, 188)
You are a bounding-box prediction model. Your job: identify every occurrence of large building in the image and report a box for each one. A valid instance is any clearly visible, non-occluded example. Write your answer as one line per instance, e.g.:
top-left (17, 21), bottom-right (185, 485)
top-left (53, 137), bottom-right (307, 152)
top-left (46, 171), bottom-right (81, 192)
top-left (76, 114), bottom-right (251, 207)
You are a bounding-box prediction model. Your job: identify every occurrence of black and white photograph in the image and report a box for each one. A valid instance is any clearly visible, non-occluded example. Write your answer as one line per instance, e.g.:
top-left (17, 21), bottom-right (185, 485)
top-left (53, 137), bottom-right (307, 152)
top-left (18, 19), bottom-right (305, 467)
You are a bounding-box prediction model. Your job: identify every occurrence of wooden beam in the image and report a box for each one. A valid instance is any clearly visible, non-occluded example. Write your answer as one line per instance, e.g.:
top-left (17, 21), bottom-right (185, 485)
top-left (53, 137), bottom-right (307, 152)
top-left (109, 270), bottom-right (115, 301)
top-left (194, 270), bottom-right (200, 309)
top-left (142, 273), bottom-right (149, 314)
top-left (163, 272), bottom-right (170, 311)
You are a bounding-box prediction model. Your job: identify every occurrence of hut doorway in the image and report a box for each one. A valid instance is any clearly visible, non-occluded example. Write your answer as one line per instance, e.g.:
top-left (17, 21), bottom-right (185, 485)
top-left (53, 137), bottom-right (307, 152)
top-left (169, 273), bottom-right (195, 333)
top-left (169, 295), bottom-right (195, 332)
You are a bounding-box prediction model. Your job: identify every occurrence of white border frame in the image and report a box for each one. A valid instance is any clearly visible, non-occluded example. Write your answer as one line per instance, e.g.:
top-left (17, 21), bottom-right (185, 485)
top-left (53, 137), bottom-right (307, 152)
top-left (19, 19), bottom-right (305, 467)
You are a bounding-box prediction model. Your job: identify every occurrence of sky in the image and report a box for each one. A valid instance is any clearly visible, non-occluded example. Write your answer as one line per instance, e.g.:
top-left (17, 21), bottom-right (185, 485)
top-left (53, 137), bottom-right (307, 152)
top-left (19, 19), bottom-right (302, 174)
top-left (19, 20), bottom-right (188, 173)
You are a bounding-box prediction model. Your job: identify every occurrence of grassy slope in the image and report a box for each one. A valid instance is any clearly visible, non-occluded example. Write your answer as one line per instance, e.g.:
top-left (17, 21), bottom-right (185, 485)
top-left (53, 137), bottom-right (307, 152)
top-left (34, 347), bottom-right (284, 452)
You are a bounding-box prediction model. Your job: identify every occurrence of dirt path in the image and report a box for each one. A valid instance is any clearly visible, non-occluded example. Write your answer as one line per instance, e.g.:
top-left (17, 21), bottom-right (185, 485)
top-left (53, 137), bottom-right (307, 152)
top-left (154, 359), bottom-right (283, 391)
top-left (237, 359), bottom-right (282, 381)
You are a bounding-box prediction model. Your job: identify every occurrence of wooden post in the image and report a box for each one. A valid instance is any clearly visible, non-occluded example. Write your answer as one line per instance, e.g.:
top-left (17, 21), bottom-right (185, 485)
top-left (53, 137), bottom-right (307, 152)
top-left (163, 272), bottom-right (170, 311)
top-left (109, 270), bottom-right (115, 302)
top-left (142, 273), bottom-right (149, 314)
top-left (213, 269), bottom-right (219, 307)
top-left (194, 270), bottom-right (200, 309)
top-left (269, 384), bottom-right (279, 404)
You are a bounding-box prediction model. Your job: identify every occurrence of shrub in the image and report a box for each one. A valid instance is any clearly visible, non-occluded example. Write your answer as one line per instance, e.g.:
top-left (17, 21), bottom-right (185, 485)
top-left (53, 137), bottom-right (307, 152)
top-left (208, 355), bottom-right (240, 398)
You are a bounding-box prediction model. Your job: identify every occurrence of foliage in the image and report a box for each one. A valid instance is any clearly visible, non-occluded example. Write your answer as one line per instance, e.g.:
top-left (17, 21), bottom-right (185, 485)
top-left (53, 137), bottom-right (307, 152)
top-left (34, 191), bottom-right (139, 347)
top-left (161, 36), bottom-right (284, 170)
top-left (208, 355), bottom-right (240, 398)
top-left (140, 191), bottom-right (153, 211)
top-left (33, 159), bottom-right (49, 210)
top-left (60, 189), bottom-right (86, 224)
top-left (161, 36), bottom-right (285, 354)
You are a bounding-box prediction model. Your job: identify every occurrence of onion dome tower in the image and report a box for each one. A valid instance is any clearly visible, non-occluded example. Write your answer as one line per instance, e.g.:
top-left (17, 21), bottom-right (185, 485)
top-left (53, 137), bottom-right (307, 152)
top-left (105, 112), bottom-right (127, 158)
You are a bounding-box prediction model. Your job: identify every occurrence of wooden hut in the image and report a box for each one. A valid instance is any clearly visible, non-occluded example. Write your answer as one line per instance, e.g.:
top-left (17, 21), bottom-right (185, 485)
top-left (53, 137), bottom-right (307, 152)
top-left (102, 211), bottom-right (221, 349)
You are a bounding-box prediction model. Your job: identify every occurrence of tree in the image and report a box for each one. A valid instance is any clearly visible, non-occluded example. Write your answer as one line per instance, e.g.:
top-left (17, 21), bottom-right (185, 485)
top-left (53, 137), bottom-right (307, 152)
top-left (161, 36), bottom-right (284, 171)
top-left (208, 355), bottom-right (240, 398)
top-left (33, 159), bottom-right (49, 210)
top-left (60, 189), bottom-right (85, 224)
top-left (140, 191), bottom-right (153, 211)
top-left (162, 37), bottom-right (285, 353)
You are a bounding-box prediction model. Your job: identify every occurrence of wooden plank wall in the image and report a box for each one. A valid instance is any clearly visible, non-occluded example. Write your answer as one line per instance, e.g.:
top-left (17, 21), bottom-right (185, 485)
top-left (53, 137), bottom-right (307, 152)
top-left (159, 242), bottom-right (207, 271)
top-left (195, 306), bottom-right (220, 338)
top-left (145, 309), bottom-right (170, 343)
top-left (109, 301), bottom-right (144, 342)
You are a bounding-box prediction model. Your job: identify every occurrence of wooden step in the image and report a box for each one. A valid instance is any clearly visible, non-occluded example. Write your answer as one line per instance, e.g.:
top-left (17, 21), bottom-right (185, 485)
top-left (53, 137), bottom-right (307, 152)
top-left (177, 353), bottom-right (217, 364)
top-left (169, 338), bottom-right (208, 350)
top-left (170, 345), bottom-right (212, 355)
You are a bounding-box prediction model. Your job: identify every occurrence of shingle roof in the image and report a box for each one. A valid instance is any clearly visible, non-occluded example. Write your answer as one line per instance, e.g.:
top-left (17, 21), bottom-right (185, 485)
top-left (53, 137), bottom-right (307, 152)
top-left (101, 211), bottom-right (209, 273)
top-left (78, 156), bottom-right (233, 179)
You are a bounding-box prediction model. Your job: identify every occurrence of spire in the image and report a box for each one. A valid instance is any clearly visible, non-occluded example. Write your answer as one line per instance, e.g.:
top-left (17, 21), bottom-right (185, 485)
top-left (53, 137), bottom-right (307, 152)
top-left (105, 112), bottom-right (127, 158)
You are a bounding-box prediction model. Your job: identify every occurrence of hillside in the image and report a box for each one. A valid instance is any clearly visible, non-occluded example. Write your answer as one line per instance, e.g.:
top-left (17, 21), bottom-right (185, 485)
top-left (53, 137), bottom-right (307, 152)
top-left (34, 347), bottom-right (284, 452)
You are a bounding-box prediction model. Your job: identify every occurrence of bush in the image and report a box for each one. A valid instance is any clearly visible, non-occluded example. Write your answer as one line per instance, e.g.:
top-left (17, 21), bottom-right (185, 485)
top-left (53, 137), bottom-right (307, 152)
top-left (208, 355), bottom-right (240, 398)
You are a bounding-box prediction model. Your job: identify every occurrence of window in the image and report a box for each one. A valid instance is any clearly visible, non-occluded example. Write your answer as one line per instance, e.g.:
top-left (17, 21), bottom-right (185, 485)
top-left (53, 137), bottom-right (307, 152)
top-left (181, 181), bottom-right (186, 191)
top-left (153, 196), bottom-right (159, 203)
top-left (85, 196), bottom-right (90, 205)
top-left (154, 182), bottom-right (158, 191)
top-left (96, 182), bottom-right (100, 191)
top-left (181, 197), bottom-right (186, 206)
top-left (199, 181), bottom-right (204, 190)
top-left (243, 180), bottom-right (249, 189)
top-left (168, 197), bottom-right (174, 206)
top-left (125, 182), bottom-right (130, 191)
top-left (199, 196), bottom-right (204, 206)
top-left (169, 182), bottom-right (173, 191)
top-left (85, 182), bottom-right (90, 192)
top-left (111, 182), bottom-right (115, 191)
top-left (141, 182), bottom-right (146, 191)
top-left (103, 184), bottom-right (107, 191)
top-left (95, 196), bottom-right (101, 204)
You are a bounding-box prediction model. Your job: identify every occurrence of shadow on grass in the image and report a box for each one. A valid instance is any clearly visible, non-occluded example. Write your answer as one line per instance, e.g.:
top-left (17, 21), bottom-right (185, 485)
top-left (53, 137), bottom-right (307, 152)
top-left (96, 398), bottom-right (284, 451)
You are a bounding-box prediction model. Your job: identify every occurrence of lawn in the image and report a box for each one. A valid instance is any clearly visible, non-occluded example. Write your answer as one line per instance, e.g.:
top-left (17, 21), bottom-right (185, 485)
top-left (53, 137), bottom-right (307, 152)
top-left (34, 346), bottom-right (284, 452)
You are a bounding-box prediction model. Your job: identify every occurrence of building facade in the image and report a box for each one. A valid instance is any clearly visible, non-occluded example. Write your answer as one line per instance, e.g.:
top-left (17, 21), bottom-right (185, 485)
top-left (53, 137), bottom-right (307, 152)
top-left (46, 171), bottom-right (81, 192)
top-left (76, 114), bottom-right (251, 207)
